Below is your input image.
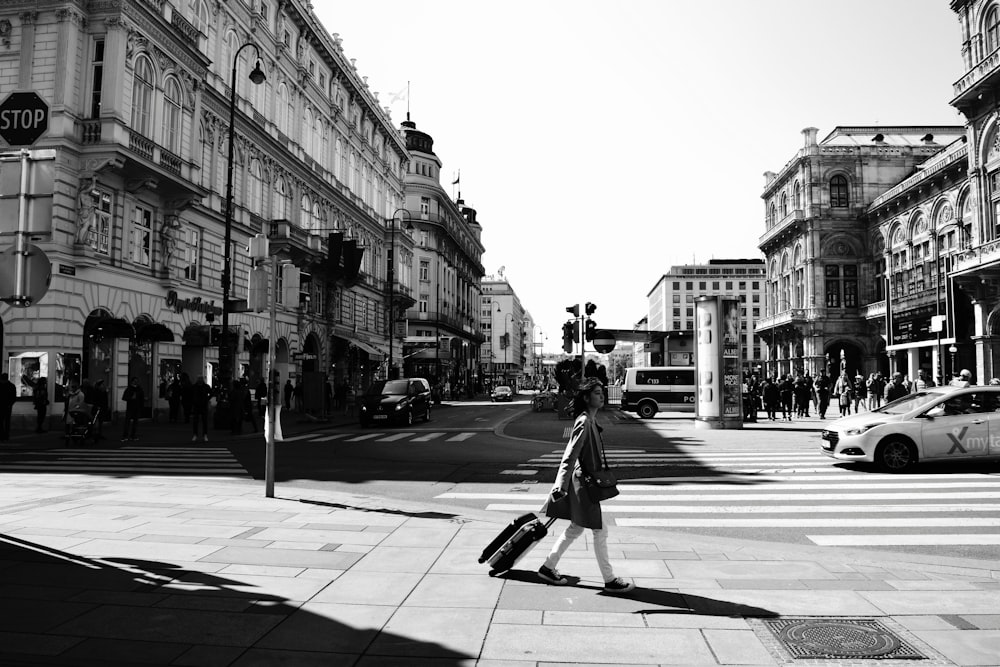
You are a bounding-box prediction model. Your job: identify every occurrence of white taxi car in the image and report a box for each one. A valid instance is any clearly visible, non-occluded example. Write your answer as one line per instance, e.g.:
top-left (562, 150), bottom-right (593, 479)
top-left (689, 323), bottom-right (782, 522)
top-left (821, 385), bottom-right (1000, 472)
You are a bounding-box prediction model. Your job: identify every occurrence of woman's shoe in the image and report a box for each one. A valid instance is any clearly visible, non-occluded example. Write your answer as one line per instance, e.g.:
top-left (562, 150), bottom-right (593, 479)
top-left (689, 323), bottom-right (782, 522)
top-left (603, 577), bottom-right (635, 593)
top-left (537, 565), bottom-right (569, 585)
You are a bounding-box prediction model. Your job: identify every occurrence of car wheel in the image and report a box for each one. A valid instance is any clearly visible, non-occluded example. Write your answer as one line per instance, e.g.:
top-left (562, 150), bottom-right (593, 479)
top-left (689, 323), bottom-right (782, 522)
top-left (876, 437), bottom-right (916, 473)
top-left (405, 410), bottom-right (413, 427)
top-left (637, 402), bottom-right (657, 419)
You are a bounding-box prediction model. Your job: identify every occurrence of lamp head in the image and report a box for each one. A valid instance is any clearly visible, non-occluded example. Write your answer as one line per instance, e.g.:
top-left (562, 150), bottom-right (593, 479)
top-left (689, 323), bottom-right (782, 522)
top-left (249, 60), bottom-right (266, 85)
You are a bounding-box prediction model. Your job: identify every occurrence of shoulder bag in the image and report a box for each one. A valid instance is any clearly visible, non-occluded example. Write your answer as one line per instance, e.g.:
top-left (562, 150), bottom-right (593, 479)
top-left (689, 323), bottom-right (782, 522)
top-left (581, 428), bottom-right (619, 503)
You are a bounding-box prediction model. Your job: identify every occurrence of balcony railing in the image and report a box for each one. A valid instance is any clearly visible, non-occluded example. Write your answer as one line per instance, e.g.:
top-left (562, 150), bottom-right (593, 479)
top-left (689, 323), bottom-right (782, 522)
top-left (754, 308), bottom-right (806, 333)
top-left (79, 119), bottom-right (101, 144)
top-left (860, 300), bottom-right (886, 319)
top-left (952, 238), bottom-right (1000, 274)
top-left (954, 45), bottom-right (1000, 98)
top-left (171, 10), bottom-right (200, 43)
top-left (758, 208), bottom-right (804, 248)
top-left (129, 131), bottom-right (155, 159)
top-left (160, 149), bottom-right (182, 175)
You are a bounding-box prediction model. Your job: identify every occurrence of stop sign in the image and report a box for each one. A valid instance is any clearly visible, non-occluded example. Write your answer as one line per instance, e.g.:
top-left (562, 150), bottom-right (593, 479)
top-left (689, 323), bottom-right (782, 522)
top-left (0, 91), bottom-right (49, 146)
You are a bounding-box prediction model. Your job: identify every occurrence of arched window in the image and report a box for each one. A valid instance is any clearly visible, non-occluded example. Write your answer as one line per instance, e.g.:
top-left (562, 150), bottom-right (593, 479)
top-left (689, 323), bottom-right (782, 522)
top-left (339, 141), bottom-right (348, 182)
top-left (199, 123), bottom-right (212, 188)
top-left (988, 5), bottom-right (1000, 53)
top-left (302, 107), bottom-right (313, 155)
top-left (188, 0), bottom-right (208, 34)
top-left (162, 77), bottom-right (182, 153)
top-left (276, 83), bottom-right (288, 134)
top-left (829, 174), bottom-right (849, 208)
top-left (248, 159), bottom-right (263, 215)
top-left (768, 203), bottom-right (776, 227)
top-left (301, 194), bottom-right (312, 230)
top-left (130, 55), bottom-right (155, 137)
top-left (780, 193), bottom-right (788, 218)
top-left (793, 181), bottom-right (801, 209)
top-left (274, 177), bottom-right (289, 220)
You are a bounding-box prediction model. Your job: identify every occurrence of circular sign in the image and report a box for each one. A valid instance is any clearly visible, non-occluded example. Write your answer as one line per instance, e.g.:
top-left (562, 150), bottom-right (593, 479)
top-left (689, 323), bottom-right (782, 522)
top-left (0, 90), bottom-right (49, 146)
top-left (592, 330), bottom-right (616, 354)
top-left (0, 243), bottom-right (51, 306)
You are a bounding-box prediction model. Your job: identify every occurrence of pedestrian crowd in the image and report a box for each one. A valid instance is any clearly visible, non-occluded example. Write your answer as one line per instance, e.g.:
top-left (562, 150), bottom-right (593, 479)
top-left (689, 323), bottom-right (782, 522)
top-left (742, 367), bottom-right (983, 422)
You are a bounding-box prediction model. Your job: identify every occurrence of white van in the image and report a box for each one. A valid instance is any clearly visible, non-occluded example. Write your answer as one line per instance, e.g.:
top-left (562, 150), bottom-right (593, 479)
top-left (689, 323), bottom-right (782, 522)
top-left (619, 366), bottom-right (696, 418)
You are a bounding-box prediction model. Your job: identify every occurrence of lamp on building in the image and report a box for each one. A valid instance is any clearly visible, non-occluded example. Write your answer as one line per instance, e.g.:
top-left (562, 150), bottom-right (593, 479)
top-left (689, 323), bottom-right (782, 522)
top-left (387, 208), bottom-right (413, 380)
top-left (218, 43), bottom-right (266, 428)
top-left (949, 344), bottom-right (958, 379)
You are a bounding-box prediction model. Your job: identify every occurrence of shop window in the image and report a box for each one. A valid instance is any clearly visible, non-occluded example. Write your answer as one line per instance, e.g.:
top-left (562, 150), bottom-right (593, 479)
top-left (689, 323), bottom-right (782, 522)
top-left (129, 204), bottom-right (152, 266)
top-left (182, 229), bottom-right (199, 281)
top-left (9, 351), bottom-right (48, 400)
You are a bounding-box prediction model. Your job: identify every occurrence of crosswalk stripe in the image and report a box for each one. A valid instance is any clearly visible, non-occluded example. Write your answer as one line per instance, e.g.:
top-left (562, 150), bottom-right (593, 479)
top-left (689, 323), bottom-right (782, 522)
top-left (412, 432), bottom-right (445, 442)
top-left (807, 534), bottom-right (1000, 546)
top-left (479, 503), bottom-right (1000, 514)
top-left (276, 433), bottom-right (317, 442)
top-left (310, 433), bottom-right (353, 442)
top-left (378, 432), bottom-right (417, 441)
top-left (345, 433), bottom-right (386, 441)
top-left (447, 433), bottom-right (475, 442)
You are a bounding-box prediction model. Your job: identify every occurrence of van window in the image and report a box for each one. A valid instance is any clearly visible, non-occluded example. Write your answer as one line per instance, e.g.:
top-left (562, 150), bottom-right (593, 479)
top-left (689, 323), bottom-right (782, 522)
top-left (634, 370), bottom-right (695, 386)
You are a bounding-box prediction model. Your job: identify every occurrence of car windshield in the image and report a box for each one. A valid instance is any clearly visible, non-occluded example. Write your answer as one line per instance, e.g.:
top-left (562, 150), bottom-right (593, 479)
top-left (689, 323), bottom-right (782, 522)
top-left (874, 391), bottom-right (942, 415)
top-left (366, 380), bottom-right (409, 396)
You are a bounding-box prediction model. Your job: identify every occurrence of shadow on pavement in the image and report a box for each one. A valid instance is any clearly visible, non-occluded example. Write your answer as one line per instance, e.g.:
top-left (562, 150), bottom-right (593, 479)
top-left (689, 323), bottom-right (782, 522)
top-left (297, 497), bottom-right (459, 520)
top-left (0, 533), bottom-right (472, 666)
top-left (498, 569), bottom-right (777, 618)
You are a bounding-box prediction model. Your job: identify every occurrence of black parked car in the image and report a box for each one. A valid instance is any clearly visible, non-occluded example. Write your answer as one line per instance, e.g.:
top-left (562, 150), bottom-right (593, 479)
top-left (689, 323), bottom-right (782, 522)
top-left (359, 378), bottom-right (432, 427)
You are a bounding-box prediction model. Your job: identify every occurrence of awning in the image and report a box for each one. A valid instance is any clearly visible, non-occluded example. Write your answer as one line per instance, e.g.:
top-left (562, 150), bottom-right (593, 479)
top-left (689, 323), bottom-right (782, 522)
top-left (135, 322), bottom-right (175, 342)
top-left (408, 348), bottom-right (452, 361)
top-left (86, 317), bottom-right (134, 339)
top-left (351, 340), bottom-right (385, 357)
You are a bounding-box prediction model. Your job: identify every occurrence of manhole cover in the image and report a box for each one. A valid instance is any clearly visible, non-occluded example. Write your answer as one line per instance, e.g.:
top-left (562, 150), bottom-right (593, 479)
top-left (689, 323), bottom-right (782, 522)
top-left (762, 618), bottom-right (927, 660)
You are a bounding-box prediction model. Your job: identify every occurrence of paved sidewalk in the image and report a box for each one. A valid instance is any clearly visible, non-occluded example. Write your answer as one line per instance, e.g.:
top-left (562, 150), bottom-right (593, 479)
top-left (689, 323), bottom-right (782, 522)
top-left (0, 402), bottom-right (998, 665)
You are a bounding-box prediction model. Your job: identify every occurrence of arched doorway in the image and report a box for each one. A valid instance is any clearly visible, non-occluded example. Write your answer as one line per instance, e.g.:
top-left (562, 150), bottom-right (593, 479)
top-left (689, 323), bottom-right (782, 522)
top-left (824, 340), bottom-right (865, 381)
top-left (83, 309), bottom-right (132, 409)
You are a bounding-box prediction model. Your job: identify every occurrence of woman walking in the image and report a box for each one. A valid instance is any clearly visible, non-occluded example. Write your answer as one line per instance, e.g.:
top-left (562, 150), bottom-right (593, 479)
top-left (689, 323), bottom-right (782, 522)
top-left (537, 377), bottom-right (634, 593)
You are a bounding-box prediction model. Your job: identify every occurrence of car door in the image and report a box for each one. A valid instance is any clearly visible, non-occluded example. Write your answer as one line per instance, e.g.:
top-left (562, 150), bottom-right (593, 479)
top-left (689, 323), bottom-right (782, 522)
top-left (920, 391), bottom-right (992, 461)
top-left (410, 380), bottom-right (428, 414)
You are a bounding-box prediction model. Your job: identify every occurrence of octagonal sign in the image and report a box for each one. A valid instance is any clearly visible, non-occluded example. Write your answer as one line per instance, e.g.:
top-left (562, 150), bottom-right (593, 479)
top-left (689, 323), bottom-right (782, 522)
top-left (0, 90), bottom-right (49, 147)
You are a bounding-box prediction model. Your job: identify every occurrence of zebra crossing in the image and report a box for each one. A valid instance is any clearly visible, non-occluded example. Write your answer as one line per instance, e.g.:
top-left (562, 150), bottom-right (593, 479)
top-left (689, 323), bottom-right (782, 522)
top-left (278, 430), bottom-right (484, 444)
top-left (0, 446), bottom-right (250, 478)
top-left (436, 445), bottom-right (1000, 547)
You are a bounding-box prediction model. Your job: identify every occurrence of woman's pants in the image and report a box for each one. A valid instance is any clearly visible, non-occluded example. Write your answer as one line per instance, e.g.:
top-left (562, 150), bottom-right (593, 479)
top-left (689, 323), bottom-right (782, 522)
top-left (192, 411), bottom-right (208, 437)
top-left (542, 522), bottom-right (615, 582)
top-left (35, 406), bottom-right (47, 432)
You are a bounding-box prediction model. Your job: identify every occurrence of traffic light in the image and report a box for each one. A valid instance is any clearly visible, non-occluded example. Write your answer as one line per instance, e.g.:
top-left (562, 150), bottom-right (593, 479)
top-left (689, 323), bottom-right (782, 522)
top-left (566, 304), bottom-right (580, 318)
top-left (585, 302), bottom-right (596, 316)
top-left (584, 318), bottom-right (597, 342)
top-left (562, 320), bottom-right (575, 353)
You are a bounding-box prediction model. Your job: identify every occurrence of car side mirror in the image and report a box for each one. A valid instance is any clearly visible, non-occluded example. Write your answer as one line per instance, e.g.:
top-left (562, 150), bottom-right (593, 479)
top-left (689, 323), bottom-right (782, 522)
top-left (923, 406), bottom-right (945, 419)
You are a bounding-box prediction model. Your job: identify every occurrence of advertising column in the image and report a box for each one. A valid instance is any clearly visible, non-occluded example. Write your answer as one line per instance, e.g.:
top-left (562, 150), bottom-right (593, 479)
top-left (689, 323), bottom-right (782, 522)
top-left (695, 296), bottom-right (743, 430)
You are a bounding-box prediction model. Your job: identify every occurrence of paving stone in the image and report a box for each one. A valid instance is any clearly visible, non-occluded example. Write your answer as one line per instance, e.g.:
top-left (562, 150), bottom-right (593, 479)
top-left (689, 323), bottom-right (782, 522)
top-left (717, 578), bottom-right (807, 590)
top-left (644, 614), bottom-right (749, 629)
top-left (379, 525), bottom-right (460, 547)
top-left (230, 648), bottom-right (357, 666)
top-left (679, 589), bottom-right (881, 616)
top-left (368, 607), bottom-right (492, 658)
top-left (72, 538), bottom-right (224, 562)
top-left (542, 610), bottom-right (646, 627)
top-left (428, 546), bottom-right (488, 575)
top-left (491, 609), bottom-right (543, 624)
top-left (197, 545), bottom-right (362, 570)
top-left (350, 545), bottom-right (443, 573)
top-left (703, 628), bottom-right (776, 665)
top-left (667, 560), bottom-right (836, 580)
top-left (219, 563), bottom-right (306, 578)
top-left (256, 601), bottom-right (394, 653)
top-left (482, 624), bottom-right (715, 664)
top-left (892, 614), bottom-right (960, 631)
top-left (799, 579), bottom-right (896, 591)
top-left (912, 629), bottom-right (1000, 666)
top-left (402, 573), bottom-right (504, 608)
top-left (0, 630), bottom-right (84, 656)
top-left (887, 579), bottom-right (983, 590)
top-left (172, 644), bottom-right (248, 667)
top-left (861, 590), bottom-right (1000, 615)
top-left (52, 604), bottom-right (284, 646)
top-left (962, 614), bottom-right (1000, 630)
top-left (167, 572), bottom-right (331, 602)
top-left (61, 637), bottom-right (189, 664)
top-left (3, 598), bottom-right (97, 633)
top-left (312, 570), bottom-right (423, 606)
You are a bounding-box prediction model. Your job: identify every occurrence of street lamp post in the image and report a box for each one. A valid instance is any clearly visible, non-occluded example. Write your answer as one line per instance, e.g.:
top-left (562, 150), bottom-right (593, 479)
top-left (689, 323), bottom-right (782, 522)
top-left (218, 44), bottom-right (266, 428)
top-left (387, 208), bottom-right (413, 380)
top-left (949, 344), bottom-right (958, 381)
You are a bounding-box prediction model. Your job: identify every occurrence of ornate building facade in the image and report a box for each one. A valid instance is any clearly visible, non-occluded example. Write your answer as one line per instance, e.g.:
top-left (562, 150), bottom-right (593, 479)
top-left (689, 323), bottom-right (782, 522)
top-left (0, 0), bottom-right (418, 419)
top-left (397, 118), bottom-right (485, 391)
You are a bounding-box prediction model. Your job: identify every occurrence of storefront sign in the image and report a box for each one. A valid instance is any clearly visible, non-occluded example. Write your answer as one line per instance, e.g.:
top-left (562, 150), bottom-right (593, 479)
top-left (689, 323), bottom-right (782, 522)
top-left (166, 290), bottom-right (222, 316)
top-left (890, 308), bottom-right (934, 345)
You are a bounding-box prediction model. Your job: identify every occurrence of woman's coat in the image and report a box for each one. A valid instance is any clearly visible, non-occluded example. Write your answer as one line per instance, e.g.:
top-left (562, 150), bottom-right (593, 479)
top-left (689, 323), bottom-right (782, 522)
top-left (542, 412), bottom-right (605, 529)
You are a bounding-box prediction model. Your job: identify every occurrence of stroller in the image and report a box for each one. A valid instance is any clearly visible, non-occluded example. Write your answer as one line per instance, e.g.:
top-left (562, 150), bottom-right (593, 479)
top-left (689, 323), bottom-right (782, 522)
top-left (65, 408), bottom-right (101, 447)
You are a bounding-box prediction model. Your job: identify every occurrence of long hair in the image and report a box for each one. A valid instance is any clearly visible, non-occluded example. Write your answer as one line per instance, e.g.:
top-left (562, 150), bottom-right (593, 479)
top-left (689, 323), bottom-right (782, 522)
top-left (571, 378), bottom-right (602, 418)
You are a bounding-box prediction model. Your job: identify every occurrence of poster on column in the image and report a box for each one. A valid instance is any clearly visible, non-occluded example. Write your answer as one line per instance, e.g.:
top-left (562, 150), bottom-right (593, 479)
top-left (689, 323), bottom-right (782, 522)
top-left (721, 299), bottom-right (742, 419)
top-left (695, 298), bottom-right (719, 419)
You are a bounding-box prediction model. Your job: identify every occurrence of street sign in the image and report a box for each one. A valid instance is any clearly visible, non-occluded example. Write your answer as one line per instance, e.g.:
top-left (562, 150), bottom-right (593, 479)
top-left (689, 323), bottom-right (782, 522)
top-left (0, 243), bottom-right (51, 306)
top-left (593, 331), bottom-right (616, 353)
top-left (0, 91), bottom-right (49, 147)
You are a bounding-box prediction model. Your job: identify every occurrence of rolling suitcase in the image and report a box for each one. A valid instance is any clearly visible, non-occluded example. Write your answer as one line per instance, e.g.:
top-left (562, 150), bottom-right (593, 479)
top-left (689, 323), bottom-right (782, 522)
top-left (478, 512), bottom-right (556, 575)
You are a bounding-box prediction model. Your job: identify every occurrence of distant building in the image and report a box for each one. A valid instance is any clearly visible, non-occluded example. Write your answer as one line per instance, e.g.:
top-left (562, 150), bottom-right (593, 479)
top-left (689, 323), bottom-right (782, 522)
top-left (646, 260), bottom-right (766, 371)
top-left (480, 276), bottom-right (525, 387)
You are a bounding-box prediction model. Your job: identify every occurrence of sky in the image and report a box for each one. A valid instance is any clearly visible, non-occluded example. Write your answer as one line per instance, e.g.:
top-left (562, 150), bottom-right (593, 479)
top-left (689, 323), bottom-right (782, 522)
top-left (314, 0), bottom-right (964, 353)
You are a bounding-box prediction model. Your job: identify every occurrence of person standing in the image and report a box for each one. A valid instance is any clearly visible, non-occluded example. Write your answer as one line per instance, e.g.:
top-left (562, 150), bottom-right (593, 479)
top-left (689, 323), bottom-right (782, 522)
top-left (33, 377), bottom-right (48, 433)
top-left (121, 377), bottom-right (144, 442)
top-left (814, 371), bottom-right (831, 419)
top-left (793, 376), bottom-right (810, 418)
top-left (283, 379), bottom-right (294, 411)
top-left (852, 374), bottom-right (867, 413)
top-left (537, 377), bottom-right (635, 593)
top-left (833, 372), bottom-right (853, 417)
top-left (778, 375), bottom-right (794, 422)
top-left (884, 372), bottom-right (909, 403)
top-left (0, 373), bottom-right (16, 441)
top-left (167, 376), bottom-right (181, 422)
top-left (91, 379), bottom-right (109, 440)
top-left (293, 379), bottom-right (303, 412)
top-left (762, 377), bottom-right (779, 421)
top-left (256, 378), bottom-right (268, 421)
top-left (179, 373), bottom-right (193, 423)
top-left (914, 368), bottom-right (935, 391)
top-left (190, 376), bottom-right (212, 442)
